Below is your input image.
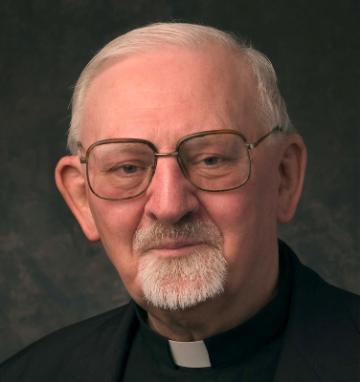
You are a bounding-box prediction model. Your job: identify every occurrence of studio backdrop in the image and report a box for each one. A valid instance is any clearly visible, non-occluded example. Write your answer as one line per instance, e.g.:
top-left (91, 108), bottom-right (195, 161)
top-left (0, 0), bottom-right (358, 362)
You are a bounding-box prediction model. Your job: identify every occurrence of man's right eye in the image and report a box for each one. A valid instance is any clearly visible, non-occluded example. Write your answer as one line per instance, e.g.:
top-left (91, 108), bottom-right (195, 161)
top-left (119, 164), bottom-right (140, 174)
top-left (103, 162), bottom-right (144, 175)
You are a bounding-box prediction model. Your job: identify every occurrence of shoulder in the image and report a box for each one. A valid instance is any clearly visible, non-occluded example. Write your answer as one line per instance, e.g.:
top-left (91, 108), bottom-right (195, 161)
top-left (279, 242), bottom-right (360, 380)
top-left (291, 249), bottom-right (360, 326)
top-left (0, 302), bottom-right (137, 381)
top-left (280, 239), bottom-right (360, 320)
top-left (276, 241), bottom-right (360, 381)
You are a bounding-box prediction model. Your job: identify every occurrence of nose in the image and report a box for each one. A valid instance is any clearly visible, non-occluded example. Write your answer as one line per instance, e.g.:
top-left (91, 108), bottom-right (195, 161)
top-left (143, 156), bottom-right (200, 224)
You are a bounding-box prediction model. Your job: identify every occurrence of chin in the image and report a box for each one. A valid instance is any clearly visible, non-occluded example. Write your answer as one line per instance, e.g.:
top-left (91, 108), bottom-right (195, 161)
top-left (138, 247), bottom-right (228, 311)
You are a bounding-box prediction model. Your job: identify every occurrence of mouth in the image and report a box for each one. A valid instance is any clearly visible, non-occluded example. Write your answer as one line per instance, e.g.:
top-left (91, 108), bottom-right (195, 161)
top-left (145, 240), bottom-right (207, 257)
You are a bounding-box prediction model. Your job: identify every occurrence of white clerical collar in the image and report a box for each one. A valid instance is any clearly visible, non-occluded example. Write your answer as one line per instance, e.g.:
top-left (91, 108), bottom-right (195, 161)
top-left (168, 339), bottom-right (212, 368)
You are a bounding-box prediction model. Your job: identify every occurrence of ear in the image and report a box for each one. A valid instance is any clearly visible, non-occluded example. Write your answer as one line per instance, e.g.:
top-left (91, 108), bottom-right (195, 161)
top-left (55, 156), bottom-right (100, 241)
top-left (277, 133), bottom-right (307, 223)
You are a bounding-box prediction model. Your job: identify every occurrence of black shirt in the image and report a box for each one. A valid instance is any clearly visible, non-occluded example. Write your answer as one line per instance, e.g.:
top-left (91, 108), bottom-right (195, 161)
top-left (123, 249), bottom-right (292, 381)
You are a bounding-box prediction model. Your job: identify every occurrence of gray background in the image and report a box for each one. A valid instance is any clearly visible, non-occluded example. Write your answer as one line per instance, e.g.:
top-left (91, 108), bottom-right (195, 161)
top-left (0, 0), bottom-right (359, 362)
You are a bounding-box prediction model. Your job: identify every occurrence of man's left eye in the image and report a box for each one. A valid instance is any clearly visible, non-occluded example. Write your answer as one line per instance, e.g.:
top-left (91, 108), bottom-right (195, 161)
top-left (203, 156), bottom-right (221, 166)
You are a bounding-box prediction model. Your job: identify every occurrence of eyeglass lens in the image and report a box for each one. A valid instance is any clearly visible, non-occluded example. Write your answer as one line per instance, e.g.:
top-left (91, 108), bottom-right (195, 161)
top-left (86, 133), bottom-right (250, 200)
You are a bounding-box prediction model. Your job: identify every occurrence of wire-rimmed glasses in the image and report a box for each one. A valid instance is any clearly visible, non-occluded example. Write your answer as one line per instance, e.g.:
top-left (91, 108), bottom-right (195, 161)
top-left (78, 126), bottom-right (283, 200)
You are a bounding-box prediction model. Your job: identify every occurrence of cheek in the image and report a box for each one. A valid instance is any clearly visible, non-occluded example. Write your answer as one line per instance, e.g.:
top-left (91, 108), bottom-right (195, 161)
top-left (202, 177), bottom-right (278, 282)
top-left (203, 191), bottom-right (257, 255)
top-left (88, 197), bottom-right (145, 288)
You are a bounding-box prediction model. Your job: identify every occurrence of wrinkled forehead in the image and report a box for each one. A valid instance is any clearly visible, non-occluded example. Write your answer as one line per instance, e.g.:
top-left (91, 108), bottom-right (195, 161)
top-left (80, 44), bottom-right (259, 147)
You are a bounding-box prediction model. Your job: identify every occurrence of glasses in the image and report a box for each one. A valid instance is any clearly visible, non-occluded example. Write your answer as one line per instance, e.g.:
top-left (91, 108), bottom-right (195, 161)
top-left (78, 126), bottom-right (283, 200)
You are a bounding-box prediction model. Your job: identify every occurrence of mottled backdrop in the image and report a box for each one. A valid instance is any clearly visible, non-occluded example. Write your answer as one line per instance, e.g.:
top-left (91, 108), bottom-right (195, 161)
top-left (0, 0), bottom-right (359, 362)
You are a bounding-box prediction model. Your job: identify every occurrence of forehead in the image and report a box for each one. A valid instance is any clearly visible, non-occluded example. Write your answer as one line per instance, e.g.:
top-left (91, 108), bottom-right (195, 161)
top-left (81, 44), bottom-right (258, 148)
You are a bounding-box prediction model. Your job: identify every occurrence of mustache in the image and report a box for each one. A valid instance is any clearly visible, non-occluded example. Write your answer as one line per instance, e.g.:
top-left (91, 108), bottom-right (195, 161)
top-left (133, 219), bottom-right (223, 254)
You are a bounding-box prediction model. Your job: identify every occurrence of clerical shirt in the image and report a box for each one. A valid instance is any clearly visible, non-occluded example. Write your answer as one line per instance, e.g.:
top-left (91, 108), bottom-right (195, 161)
top-left (123, 249), bottom-right (292, 381)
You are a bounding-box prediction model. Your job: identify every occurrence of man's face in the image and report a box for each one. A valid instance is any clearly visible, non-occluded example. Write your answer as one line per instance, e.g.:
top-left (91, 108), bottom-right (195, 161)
top-left (78, 45), bottom-right (282, 311)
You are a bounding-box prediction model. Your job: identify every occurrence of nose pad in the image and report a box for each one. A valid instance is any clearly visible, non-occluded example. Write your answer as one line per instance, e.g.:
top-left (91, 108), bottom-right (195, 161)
top-left (144, 157), bottom-right (199, 224)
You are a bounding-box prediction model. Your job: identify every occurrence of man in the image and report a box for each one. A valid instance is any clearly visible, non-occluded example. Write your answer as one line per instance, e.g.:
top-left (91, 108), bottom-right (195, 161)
top-left (1, 22), bottom-right (359, 381)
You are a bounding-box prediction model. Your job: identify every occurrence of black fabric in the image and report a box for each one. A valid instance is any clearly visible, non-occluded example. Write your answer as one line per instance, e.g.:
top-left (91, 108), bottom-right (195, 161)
top-left (123, 328), bottom-right (283, 382)
top-left (1, 241), bottom-right (359, 381)
top-left (122, 250), bottom-right (292, 381)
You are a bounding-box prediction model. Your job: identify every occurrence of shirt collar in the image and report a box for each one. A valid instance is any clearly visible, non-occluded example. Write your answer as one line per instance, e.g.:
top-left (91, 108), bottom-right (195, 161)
top-left (134, 243), bottom-right (292, 369)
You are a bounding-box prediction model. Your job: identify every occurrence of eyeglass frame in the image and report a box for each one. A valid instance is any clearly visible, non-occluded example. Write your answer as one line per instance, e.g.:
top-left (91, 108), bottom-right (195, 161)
top-left (77, 126), bottom-right (284, 201)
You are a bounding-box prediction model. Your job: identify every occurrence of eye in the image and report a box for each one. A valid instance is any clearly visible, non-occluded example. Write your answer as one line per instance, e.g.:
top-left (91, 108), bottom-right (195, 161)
top-left (104, 162), bottom-right (146, 175)
top-left (202, 156), bottom-right (221, 166)
top-left (193, 154), bottom-right (227, 168)
top-left (120, 164), bottom-right (140, 174)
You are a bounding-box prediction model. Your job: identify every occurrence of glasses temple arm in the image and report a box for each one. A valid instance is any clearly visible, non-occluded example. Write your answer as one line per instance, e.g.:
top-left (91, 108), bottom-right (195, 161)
top-left (76, 142), bottom-right (87, 163)
top-left (246, 126), bottom-right (284, 150)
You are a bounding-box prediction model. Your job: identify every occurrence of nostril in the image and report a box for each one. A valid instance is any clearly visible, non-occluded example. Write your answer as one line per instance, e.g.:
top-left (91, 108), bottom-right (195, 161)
top-left (144, 184), bottom-right (200, 225)
top-left (145, 193), bottom-right (199, 225)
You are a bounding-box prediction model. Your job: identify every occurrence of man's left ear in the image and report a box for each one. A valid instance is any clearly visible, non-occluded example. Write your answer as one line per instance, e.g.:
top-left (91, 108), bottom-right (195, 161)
top-left (277, 133), bottom-right (307, 223)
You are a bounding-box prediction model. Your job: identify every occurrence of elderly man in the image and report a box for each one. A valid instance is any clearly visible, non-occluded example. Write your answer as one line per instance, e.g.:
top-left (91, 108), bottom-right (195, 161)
top-left (1, 23), bottom-right (359, 381)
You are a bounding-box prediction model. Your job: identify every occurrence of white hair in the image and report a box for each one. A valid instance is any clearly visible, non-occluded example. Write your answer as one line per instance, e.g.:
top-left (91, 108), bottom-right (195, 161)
top-left (67, 22), bottom-right (293, 153)
top-left (134, 219), bottom-right (226, 311)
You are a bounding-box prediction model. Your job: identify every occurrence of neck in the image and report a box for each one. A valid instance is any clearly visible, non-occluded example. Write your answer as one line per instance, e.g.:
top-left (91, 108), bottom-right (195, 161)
top-left (146, 250), bottom-right (279, 341)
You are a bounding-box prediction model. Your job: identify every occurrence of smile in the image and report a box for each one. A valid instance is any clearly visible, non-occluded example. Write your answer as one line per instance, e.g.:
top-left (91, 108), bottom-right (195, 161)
top-left (147, 241), bottom-right (207, 257)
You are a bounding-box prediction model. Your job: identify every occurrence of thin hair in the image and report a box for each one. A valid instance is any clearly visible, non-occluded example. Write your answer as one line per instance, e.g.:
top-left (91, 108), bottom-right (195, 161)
top-left (68, 22), bottom-right (293, 154)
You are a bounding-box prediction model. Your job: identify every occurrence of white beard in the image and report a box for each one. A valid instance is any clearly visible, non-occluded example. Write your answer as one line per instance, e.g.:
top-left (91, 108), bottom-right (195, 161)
top-left (134, 220), bottom-right (227, 311)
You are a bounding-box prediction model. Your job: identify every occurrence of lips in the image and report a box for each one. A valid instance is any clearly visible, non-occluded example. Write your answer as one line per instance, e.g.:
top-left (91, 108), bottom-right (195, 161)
top-left (153, 240), bottom-right (202, 249)
top-left (133, 220), bottom-right (224, 259)
top-left (145, 240), bottom-right (206, 257)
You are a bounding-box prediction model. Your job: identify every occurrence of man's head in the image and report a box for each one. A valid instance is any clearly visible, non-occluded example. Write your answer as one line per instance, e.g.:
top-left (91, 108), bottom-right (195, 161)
top-left (67, 23), bottom-right (293, 154)
top-left (55, 23), bottom-right (306, 315)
